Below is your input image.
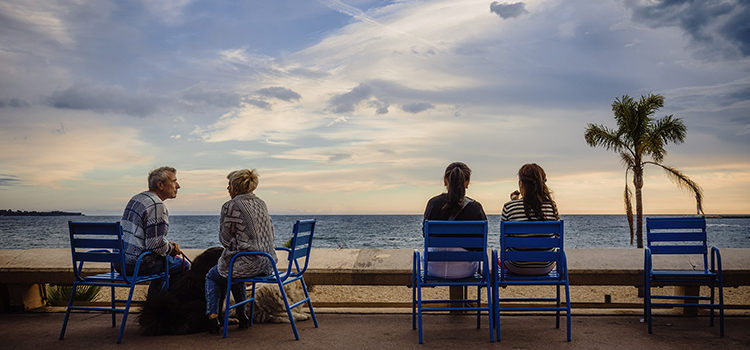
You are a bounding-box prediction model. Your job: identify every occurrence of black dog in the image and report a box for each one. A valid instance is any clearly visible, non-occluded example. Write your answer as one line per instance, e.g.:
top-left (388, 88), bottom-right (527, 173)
top-left (139, 247), bottom-right (223, 335)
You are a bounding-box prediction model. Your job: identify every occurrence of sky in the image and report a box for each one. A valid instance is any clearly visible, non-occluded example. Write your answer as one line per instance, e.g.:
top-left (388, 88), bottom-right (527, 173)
top-left (0, 0), bottom-right (749, 215)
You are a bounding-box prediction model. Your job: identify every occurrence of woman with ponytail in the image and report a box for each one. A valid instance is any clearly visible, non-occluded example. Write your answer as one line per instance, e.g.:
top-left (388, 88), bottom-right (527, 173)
top-left (205, 169), bottom-right (278, 333)
top-left (423, 162), bottom-right (487, 278)
top-left (501, 163), bottom-right (560, 275)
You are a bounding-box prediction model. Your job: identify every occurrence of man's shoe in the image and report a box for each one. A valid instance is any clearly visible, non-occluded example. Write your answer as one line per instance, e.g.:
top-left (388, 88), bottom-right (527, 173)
top-left (207, 317), bottom-right (221, 334)
top-left (237, 309), bottom-right (250, 329)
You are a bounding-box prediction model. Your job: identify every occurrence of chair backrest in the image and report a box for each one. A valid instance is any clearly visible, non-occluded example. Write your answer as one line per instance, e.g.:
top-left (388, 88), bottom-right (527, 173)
top-left (285, 219), bottom-right (316, 276)
top-left (422, 220), bottom-right (488, 273)
top-left (646, 216), bottom-right (708, 271)
top-left (68, 221), bottom-right (126, 281)
top-left (499, 220), bottom-right (564, 269)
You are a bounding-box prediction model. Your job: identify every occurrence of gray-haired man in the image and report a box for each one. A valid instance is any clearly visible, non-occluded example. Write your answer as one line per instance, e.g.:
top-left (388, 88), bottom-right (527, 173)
top-left (119, 166), bottom-right (189, 295)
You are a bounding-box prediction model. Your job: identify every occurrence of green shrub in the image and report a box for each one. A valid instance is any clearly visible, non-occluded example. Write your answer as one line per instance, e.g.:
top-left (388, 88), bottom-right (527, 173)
top-left (46, 285), bottom-right (101, 306)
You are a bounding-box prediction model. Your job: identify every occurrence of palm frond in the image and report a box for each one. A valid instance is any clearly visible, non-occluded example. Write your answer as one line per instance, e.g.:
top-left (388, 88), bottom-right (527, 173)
top-left (645, 161), bottom-right (704, 214)
top-left (639, 93), bottom-right (665, 118)
top-left (619, 152), bottom-right (635, 168)
top-left (624, 169), bottom-right (635, 245)
top-left (612, 95), bottom-right (634, 129)
top-left (645, 115), bottom-right (686, 162)
top-left (584, 124), bottom-right (626, 151)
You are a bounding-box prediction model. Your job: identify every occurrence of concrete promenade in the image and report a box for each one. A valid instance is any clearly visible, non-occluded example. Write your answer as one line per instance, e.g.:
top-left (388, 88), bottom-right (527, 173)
top-left (2, 248), bottom-right (750, 311)
top-left (1, 310), bottom-right (749, 349)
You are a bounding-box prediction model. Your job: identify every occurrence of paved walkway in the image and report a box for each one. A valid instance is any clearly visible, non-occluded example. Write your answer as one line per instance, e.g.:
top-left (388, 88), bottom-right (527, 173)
top-left (1, 311), bottom-right (748, 349)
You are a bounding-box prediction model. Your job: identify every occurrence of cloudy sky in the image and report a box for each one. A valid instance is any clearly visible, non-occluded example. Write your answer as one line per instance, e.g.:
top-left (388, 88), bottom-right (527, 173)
top-left (1, 0), bottom-right (748, 215)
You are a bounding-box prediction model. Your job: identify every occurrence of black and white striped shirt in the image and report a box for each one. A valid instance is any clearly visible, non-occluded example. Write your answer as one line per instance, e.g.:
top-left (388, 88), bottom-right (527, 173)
top-left (501, 199), bottom-right (558, 221)
top-left (501, 199), bottom-right (559, 270)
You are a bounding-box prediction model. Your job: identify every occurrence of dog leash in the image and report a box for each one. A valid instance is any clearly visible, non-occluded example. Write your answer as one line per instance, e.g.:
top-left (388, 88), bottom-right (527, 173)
top-left (181, 252), bottom-right (193, 272)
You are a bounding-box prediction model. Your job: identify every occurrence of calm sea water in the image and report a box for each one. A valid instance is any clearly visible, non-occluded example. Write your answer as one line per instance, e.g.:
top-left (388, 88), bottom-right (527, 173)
top-left (1, 215), bottom-right (748, 250)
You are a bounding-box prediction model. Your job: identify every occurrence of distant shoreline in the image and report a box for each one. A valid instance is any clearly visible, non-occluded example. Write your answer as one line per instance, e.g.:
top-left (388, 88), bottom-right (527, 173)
top-left (0, 210), bottom-right (84, 217)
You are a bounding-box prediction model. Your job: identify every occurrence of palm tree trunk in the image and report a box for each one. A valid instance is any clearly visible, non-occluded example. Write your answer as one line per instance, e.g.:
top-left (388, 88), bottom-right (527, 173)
top-left (634, 164), bottom-right (644, 248)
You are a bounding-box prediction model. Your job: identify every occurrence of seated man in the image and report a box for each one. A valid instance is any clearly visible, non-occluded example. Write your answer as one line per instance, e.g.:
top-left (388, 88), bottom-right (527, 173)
top-left (118, 166), bottom-right (189, 296)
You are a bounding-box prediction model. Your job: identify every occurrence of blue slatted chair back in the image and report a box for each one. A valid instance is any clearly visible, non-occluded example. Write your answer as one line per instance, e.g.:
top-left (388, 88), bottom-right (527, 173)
top-left (646, 216), bottom-right (708, 272)
top-left (284, 219), bottom-right (316, 277)
top-left (499, 221), bottom-right (564, 277)
top-left (68, 221), bottom-right (127, 281)
top-left (423, 220), bottom-right (488, 275)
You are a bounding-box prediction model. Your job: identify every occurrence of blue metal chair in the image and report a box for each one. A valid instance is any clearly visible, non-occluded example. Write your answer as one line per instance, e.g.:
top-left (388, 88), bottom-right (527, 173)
top-left (644, 216), bottom-right (724, 336)
top-left (492, 220), bottom-right (571, 341)
top-left (222, 219), bottom-right (319, 339)
top-left (412, 220), bottom-right (494, 344)
top-left (59, 221), bottom-right (169, 343)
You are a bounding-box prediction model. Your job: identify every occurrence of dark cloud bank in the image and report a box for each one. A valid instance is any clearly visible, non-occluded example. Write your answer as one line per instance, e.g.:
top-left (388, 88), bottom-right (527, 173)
top-left (625, 0), bottom-right (750, 56)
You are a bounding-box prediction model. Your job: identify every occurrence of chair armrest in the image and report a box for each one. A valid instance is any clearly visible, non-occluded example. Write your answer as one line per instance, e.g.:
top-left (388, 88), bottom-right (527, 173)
top-left (129, 250), bottom-right (162, 278)
top-left (710, 246), bottom-right (723, 275)
top-left (275, 247), bottom-right (292, 253)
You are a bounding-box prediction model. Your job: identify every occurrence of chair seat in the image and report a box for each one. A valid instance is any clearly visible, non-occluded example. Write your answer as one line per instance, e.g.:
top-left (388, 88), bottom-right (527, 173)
top-left (500, 269), bottom-right (560, 281)
top-left (82, 271), bottom-right (165, 284)
top-left (420, 272), bottom-right (486, 283)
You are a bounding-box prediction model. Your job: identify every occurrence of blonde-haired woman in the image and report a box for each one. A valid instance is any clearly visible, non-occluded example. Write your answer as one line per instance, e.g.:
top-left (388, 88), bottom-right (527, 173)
top-left (205, 169), bottom-right (278, 333)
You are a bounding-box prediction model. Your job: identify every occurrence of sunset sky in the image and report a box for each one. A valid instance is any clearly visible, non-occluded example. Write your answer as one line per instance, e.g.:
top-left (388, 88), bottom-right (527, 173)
top-left (1, 0), bottom-right (749, 215)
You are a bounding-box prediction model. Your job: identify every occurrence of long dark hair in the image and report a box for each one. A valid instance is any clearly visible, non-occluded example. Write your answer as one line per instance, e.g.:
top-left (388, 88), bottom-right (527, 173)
top-left (441, 162), bottom-right (471, 217)
top-left (519, 163), bottom-right (556, 220)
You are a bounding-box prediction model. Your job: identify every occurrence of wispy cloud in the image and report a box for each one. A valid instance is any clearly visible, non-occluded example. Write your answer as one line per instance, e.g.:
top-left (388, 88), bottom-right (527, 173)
top-left (256, 86), bottom-right (301, 102)
top-left (47, 83), bottom-right (165, 117)
top-left (0, 174), bottom-right (21, 187)
top-left (401, 102), bottom-right (434, 114)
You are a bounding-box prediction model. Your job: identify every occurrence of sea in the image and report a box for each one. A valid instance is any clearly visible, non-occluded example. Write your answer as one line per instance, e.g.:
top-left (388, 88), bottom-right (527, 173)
top-left (1, 215), bottom-right (748, 250)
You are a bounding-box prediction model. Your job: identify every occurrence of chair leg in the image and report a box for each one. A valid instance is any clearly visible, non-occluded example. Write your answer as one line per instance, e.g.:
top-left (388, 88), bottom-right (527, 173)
top-left (477, 286), bottom-right (484, 333)
top-left (417, 280), bottom-right (423, 344)
top-left (556, 284), bottom-right (561, 329)
top-left (645, 281), bottom-right (652, 334)
top-left (486, 282), bottom-right (494, 343)
top-left (565, 281), bottom-right (571, 342)
top-left (116, 284), bottom-right (137, 344)
top-left (411, 273), bottom-right (417, 330)
top-left (710, 282), bottom-right (715, 327)
top-left (110, 285), bottom-right (116, 327)
top-left (249, 283), bottom-right (257, 328)
top-left (299, 277), bottom-right (319, 328)
top-left (58, 282), bottom-right (78, 340)
top-left (494, 273), bottom-right (501, 341)
top-left (222, 284), bottom-right (232, 339)
top-left (278, 280), bottom-right (300, 340)
top-left (719, 282), bottom-right (725, 337)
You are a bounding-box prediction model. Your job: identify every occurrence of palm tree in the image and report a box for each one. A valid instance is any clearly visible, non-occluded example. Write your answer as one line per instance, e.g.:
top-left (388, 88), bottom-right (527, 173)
top-left (584, 93), bottom-right (703, 248)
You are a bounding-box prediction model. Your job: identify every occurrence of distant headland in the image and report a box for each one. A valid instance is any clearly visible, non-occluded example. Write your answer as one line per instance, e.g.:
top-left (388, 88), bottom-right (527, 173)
top-left (0, 209), bottom-right (84, 216)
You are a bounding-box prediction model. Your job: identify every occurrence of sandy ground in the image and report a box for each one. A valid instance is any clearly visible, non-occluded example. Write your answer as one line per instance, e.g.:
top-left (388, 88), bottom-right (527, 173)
top-left (307, 285), bottom-right (750, 307)
top-left (55, 284), bottom-right (750, 312)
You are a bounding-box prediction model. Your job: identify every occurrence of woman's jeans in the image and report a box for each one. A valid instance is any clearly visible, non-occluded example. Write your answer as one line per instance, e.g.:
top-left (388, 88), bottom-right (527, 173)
top-left (205, 265), bottom-right (247, 315)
